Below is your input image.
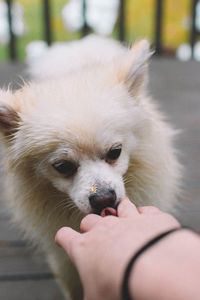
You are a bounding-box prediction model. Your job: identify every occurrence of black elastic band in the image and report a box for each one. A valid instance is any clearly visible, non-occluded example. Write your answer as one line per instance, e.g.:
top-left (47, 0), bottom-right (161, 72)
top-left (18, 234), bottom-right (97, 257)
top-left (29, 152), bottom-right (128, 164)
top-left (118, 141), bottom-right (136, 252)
top-left (121, 227), bottom-right (182, 300)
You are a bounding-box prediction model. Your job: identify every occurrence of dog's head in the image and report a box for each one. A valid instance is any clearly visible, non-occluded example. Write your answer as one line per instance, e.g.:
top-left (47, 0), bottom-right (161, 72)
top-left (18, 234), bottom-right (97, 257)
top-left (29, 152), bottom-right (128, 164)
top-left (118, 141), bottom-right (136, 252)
top-left (0, 40), bottom-right (153, 214)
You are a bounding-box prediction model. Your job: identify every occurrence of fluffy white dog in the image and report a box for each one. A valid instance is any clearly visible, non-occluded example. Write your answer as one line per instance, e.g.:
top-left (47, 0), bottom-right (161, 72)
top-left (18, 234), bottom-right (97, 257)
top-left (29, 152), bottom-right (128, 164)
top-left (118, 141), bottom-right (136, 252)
top-left (0, 36), bottom-right (181, 299)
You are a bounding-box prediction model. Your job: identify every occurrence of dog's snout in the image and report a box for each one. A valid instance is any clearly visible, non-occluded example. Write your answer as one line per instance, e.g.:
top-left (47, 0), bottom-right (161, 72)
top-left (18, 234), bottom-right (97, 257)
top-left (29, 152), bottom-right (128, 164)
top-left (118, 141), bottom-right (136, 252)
top-left (89, 189), bottom-right (117, 213)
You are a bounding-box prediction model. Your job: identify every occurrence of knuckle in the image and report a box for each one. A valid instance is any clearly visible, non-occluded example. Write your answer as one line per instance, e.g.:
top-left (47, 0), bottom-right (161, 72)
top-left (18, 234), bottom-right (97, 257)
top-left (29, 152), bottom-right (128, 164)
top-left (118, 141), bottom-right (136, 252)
top-left (102, 215), bottom-right (117, 227)
top-left (138, 206), bottom-right (161, 213)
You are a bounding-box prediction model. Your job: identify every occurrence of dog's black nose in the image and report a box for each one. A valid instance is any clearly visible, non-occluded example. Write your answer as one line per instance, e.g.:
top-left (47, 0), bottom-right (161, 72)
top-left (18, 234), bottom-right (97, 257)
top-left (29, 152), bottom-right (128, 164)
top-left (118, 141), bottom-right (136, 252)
top-left (89, 189), bottom-right (117, 213)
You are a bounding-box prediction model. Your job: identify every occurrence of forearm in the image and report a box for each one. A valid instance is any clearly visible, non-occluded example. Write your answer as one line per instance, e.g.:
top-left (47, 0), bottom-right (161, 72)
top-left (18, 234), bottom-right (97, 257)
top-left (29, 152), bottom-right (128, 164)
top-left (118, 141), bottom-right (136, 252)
top-left (130, 230), bottom-right (200, 300)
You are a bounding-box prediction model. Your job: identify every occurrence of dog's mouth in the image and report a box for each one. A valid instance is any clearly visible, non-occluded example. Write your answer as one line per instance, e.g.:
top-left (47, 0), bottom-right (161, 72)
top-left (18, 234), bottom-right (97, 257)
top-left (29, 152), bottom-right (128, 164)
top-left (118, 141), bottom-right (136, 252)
top-left (100, 207), bottom-right (118, 217)
top-left (97, 200), bottom-right (120, 217)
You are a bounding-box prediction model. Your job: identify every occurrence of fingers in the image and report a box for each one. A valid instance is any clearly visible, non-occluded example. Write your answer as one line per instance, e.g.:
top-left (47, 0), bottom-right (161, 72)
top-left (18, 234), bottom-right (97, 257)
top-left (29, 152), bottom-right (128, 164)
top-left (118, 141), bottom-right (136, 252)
top-left (117, 199), bottom-right (162, 217)
top-left (117, 197), bottom-right (139, 218)
top-left (80, 214), bottom-right (102, 232)
top-left (55, 227), bottom-right (81, 259)
top-left (138, 206), bottom-right (161, 214)
top-left (81, 197), bottom-right (140, 231)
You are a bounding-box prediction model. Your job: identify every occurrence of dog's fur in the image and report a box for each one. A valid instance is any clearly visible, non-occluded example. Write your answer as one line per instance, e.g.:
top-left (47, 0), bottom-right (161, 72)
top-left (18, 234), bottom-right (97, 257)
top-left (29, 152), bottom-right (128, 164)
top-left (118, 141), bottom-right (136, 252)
top-left (0, 36), bottom-right (181, 299)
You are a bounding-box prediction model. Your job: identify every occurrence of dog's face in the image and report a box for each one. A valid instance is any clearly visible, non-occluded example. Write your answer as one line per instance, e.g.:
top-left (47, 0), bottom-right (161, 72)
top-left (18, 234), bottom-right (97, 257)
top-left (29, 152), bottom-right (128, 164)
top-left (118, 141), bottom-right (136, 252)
top-left (0, 40), bottom-right (151, 214)
top-left (37, 114), bottom-right (134, 214)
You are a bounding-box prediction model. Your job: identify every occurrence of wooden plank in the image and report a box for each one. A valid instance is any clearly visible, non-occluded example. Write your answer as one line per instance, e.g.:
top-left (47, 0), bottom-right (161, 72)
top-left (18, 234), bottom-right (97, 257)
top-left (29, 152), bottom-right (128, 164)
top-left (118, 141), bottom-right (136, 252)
top-left (0, 195), bottom-right (24, 241)
top-left (0, 218), bottom-right (23, 241)
top-left (0, 150), bottom-right (24, 241)
top-left (0, 246), bottom-right (51, 277)
top-left (0, 63), bottom-right (26, 89)
top-left (0, 280), bottom-right (65, 300)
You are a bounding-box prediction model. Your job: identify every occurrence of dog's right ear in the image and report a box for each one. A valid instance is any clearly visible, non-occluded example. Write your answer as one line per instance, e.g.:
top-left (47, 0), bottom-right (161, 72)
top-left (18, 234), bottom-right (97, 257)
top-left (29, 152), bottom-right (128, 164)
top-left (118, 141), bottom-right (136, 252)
top-left (0, 90), bottom-right (21, 138)
top-left (115, 40), bottom-right (153, 97)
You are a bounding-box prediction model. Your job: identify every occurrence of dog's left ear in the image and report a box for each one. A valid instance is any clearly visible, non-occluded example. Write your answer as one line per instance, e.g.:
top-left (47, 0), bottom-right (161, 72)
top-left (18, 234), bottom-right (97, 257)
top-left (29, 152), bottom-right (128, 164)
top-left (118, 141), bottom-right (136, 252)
top-left (0, 90), bottom-right (21, 139)
top-left (117, 39), bottom-right (153, 97)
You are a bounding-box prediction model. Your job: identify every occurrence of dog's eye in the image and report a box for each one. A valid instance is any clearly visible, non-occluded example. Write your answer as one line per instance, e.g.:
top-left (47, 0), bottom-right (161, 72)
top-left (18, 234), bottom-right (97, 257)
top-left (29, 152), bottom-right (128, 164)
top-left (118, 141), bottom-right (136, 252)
top-left (52, 160), bottom-right (78, 177)
top-left (106, 144), bottom-right (122, 162)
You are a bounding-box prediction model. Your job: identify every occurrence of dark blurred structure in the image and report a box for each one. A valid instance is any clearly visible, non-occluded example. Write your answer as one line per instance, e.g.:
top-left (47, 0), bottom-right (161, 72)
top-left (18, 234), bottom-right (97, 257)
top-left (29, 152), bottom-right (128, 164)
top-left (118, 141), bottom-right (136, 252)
top-left (4, 0), bottom-right (200, 61)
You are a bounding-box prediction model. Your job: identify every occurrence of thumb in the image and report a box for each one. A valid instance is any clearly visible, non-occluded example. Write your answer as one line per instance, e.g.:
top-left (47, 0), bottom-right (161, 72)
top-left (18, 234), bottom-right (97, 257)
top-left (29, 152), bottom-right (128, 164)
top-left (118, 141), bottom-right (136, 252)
top-left (55, 227), bottom-right (81, 260)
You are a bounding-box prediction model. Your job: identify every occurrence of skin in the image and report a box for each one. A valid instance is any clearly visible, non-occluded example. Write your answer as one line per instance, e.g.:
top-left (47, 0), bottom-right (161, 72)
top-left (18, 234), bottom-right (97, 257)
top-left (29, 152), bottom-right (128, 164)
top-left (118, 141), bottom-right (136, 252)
top-left (55, 198), bottom-right (200, 300)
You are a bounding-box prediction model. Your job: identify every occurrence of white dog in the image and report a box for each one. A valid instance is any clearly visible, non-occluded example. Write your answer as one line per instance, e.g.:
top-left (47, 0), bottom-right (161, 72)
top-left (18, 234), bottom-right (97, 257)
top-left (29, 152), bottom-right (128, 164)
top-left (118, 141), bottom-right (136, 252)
top-left (0, 36), bottom-right (181, 299)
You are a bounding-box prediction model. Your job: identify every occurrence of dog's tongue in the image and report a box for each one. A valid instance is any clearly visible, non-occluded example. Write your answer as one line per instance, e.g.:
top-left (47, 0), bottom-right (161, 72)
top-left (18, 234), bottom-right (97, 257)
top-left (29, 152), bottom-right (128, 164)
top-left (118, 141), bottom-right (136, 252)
top-left (100, 207), bottom-right (118, 217)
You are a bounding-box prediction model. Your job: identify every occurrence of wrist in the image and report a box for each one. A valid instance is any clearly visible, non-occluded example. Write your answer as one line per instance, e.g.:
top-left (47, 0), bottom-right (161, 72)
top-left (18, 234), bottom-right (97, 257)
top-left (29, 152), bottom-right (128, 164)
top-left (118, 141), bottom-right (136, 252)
top-left (130, 229), bottom-right (200, 300)
top-left (121, 227), bottom-right (181, 300)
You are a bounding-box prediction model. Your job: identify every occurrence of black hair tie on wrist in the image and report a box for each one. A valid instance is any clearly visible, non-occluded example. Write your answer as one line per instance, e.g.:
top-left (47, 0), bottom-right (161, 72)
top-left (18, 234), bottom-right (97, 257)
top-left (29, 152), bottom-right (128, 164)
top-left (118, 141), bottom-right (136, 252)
top-left (121, 227), bottom-right (183, 300)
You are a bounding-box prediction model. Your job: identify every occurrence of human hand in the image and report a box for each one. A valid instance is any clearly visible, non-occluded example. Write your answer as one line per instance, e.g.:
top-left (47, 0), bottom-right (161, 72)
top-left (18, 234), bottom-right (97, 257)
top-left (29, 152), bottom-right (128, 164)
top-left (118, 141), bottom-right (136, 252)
top-left (55, 198), bottom-right (180, 300)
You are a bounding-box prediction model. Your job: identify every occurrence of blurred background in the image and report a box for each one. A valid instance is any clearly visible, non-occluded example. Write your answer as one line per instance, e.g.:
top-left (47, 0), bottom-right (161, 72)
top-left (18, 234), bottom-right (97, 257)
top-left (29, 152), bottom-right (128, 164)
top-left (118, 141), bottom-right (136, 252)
top-left (0, 0), bottom-right (200, 62)
top-left (0, 1), bottom-right (200, 299)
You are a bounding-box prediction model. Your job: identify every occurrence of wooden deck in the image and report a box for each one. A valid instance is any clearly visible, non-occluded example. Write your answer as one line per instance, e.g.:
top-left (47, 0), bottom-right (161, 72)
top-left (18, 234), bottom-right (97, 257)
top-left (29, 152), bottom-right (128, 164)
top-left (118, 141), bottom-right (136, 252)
top-left (0, 151), bottom-right (65, 298)
top-left (0, 59), bottom-right (200, 299)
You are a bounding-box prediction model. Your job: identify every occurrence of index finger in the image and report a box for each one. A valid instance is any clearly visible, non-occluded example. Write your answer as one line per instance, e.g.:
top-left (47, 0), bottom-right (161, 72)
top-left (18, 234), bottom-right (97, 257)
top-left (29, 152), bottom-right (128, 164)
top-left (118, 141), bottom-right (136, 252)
top-left (55, 227), bottom-right (81, 260)
top-left (117, 197), bottom-right (139, 218)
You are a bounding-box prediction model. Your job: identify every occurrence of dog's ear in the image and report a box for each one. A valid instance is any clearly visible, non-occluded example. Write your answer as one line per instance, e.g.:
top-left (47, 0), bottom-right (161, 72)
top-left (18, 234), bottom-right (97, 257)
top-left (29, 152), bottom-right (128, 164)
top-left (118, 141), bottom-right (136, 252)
top-left (117, 40), bottom-right (153, 97)
top-left (0, 90), bottom-right (21, 138)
